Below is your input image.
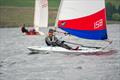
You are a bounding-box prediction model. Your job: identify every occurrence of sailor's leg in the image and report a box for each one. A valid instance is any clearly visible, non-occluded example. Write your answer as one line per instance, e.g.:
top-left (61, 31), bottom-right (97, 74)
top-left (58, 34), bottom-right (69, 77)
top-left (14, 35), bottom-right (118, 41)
top-left (61, 44), bottom-right (72, 50)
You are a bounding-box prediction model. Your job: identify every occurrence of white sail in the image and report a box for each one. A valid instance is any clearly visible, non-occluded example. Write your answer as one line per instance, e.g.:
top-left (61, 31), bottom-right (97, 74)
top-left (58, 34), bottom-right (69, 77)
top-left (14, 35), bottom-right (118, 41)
top-left (57, 0), bottom-right (107, 40)
top-left (58, 0), bottom-right (105, 20)
top-left (34, 0), bottom-right (48, 33)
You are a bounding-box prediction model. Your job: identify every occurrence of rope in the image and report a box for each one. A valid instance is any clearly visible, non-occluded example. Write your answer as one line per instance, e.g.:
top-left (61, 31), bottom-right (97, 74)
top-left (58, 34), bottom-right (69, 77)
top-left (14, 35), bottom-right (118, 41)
top-left (55, 30), bottom-right (113, 49)
top-left (64, 41), bottom-right (102, 49)
top-left (102, 40), bottom-right (113, 50)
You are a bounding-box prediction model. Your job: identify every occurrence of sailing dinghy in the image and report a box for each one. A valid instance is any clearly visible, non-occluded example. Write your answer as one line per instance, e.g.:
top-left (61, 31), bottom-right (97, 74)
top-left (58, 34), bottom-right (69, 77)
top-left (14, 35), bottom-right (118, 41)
top-left (28, 0), bottom-right (111, 53)
top-left (29, 0), bottom-right (48, 35)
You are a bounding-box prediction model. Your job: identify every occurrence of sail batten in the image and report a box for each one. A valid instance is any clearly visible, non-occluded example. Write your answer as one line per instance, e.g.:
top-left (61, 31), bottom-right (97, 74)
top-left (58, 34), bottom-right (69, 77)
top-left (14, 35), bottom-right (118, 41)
top-left (57, 0), bottom-right (107, 40)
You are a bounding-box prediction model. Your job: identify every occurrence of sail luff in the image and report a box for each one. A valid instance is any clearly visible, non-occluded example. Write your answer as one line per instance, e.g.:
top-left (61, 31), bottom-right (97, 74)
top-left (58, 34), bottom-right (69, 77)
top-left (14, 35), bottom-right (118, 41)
top-left (54, 0), bottom-right (63, 29)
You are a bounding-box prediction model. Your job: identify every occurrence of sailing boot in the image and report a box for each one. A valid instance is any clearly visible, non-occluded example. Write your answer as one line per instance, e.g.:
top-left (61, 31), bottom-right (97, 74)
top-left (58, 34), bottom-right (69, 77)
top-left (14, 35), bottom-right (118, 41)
top-left (72, 46), bottom-right (79, 50)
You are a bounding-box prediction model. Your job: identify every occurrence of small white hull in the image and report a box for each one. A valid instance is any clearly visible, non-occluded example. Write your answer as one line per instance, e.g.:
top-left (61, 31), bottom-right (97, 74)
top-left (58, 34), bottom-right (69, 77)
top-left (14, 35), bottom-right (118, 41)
top-left (27, 46), bottom-right (108, 54)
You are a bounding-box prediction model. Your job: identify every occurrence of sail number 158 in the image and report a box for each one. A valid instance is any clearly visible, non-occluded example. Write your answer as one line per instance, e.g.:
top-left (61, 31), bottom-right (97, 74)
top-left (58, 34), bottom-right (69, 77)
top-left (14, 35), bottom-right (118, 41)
top-left (94, 19), bottom-right (103, 29)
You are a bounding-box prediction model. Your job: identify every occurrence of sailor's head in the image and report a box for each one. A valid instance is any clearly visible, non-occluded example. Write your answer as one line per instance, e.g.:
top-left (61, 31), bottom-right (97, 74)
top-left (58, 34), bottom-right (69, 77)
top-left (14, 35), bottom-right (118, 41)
top-left (48, 29), bottom-right (55, 36)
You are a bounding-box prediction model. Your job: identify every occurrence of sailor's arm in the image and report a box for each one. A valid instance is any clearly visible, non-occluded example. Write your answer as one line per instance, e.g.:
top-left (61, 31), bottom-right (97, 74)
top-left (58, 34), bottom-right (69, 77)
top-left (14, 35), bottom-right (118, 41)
top-left (45, 37), bottom-right (52, 45)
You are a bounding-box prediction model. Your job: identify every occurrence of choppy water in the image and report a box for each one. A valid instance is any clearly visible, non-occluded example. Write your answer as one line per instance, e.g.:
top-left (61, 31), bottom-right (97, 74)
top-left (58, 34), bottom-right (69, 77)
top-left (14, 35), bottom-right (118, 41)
top-left (0, 24), bottom-right (120, 80)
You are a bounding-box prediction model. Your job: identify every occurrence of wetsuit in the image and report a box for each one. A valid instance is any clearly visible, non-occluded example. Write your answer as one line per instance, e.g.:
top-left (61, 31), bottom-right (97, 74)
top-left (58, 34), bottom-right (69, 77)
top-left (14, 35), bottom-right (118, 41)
top-left (45, 35), bottom-right (72, 50)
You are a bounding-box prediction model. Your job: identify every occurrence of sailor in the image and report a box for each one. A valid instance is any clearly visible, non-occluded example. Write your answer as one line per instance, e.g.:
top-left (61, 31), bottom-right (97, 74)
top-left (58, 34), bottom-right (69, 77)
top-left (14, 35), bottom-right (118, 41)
top-left (20, 24), bottom-right (28, 33)
top-left (45, 29), bottom-right (79, 50)
top-left (20, 24), bottom-right (39, 35)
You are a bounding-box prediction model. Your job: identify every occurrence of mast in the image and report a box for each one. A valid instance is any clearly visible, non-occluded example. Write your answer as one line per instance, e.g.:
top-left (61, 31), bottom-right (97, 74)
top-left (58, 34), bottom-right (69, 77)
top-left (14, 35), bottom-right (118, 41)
top-left (54, 0), bottom-right (63, 30)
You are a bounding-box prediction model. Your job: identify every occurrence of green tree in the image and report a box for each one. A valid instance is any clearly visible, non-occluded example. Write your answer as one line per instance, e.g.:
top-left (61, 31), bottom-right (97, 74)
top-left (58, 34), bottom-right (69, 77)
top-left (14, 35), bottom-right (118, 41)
top-left (118, 6), bottom-right (120, 14)
top-left (106, 2), bottom-right (117, 20)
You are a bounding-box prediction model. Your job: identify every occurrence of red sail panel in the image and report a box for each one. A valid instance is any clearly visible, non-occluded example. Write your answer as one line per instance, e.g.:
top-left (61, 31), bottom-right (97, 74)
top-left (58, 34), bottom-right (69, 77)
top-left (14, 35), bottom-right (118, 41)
top-left (58, 9), bottom-right (106, 31)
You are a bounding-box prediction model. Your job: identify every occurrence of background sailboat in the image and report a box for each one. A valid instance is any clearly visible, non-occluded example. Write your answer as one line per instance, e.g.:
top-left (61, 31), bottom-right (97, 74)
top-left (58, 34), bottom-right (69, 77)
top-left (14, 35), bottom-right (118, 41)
top-left (34, 0), bottom-right (48, 35)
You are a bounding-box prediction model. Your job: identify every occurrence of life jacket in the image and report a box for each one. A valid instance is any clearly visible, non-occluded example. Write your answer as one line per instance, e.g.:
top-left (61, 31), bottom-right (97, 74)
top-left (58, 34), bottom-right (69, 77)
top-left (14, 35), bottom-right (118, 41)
top-left (45, 36), bottom-right (57, 46)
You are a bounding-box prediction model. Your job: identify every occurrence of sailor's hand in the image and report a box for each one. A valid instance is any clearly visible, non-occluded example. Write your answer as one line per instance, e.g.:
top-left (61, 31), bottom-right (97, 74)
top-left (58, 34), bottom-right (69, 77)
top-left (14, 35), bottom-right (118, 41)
top-left (64, 32), bottom-right (70, 36)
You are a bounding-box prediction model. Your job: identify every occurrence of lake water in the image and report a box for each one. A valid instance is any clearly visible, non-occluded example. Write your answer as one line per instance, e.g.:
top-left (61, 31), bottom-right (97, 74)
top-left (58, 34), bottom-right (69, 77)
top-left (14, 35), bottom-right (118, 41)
top-left (0, 24), bottom-right (120, 80)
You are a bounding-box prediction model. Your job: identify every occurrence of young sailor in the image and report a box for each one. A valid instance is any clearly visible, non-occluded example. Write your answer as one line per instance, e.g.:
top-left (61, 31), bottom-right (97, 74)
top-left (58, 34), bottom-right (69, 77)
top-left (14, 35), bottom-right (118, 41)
top-left (21, 24), bottom-right (28, 33)
top-left (45, 29), bottom-right (79, 50)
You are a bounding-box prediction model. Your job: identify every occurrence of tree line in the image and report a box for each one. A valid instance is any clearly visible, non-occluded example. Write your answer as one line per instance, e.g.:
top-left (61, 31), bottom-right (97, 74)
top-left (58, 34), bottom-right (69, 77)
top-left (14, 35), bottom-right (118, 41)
top-left (106, 2), bottom-right (120, 21)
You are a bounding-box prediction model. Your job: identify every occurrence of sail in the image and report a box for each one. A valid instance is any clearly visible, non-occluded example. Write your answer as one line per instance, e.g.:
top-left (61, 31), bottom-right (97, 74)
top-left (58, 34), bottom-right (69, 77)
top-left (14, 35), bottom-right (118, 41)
top-left (34, 0), bottom-right (48, 32)
top-left (57, 0), bottom-right (107, 40)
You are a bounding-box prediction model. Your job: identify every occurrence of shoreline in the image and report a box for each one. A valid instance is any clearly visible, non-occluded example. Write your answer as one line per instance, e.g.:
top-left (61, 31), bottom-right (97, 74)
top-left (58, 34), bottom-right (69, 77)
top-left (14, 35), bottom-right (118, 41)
top-left (107, 21), bottom-right (120, 24)
top-left (0, 21), bottom-right (120, 28)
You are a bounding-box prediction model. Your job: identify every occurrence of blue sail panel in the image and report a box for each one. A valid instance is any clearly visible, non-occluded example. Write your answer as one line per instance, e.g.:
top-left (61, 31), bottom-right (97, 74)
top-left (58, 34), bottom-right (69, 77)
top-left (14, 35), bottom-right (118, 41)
top-left (60, 28), bottom-right (108, 40)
